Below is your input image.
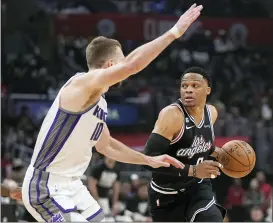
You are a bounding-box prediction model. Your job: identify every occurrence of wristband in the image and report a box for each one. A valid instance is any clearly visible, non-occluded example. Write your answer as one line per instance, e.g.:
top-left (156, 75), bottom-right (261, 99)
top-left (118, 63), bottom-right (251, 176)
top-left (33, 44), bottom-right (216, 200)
top-left (169, 26), bottom-right (181, 38)
top-left (192, 165), bottom-right (197, 178)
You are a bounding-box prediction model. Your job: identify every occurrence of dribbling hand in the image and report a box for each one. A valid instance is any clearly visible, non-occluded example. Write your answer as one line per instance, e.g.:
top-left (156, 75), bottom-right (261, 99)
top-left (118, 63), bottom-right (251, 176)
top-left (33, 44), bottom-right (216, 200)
top-left (169, 3), bottom-right (203, 39)
top-left (146, 155), bottom-right (185, 169)
top-left (195, 160), bottom-right (223, 179)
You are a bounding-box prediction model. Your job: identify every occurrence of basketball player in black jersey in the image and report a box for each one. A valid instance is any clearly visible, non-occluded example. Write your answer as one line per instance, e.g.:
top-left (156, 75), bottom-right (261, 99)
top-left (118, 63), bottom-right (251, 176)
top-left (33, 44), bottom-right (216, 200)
top-left (144, 67), bottom-right (226, 222)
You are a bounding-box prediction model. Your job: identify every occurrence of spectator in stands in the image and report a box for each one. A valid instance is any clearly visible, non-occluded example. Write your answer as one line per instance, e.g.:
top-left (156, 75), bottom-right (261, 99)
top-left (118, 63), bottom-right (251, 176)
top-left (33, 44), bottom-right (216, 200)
top-left (3, 128), bottom-right (18, 152)
top-left (225, 179), bottom-right (245, 209)
top-left (124, 183), bottom-right (149, 214)
top-left (225, 179), bottom-right (247, 222)
top-left (214, 29), bottom-right (235, 53)
top-left (265, 198), bottom-right (272, 222)
top-left (16, 106), bottom-right (34, 133)
top-left (244, 178), bottom-right (265, 207)
top-left (119, 182), bottom-right (133, 202)
top-left (256, 171), bottom-right (272, 210)
top-left (130, 173), bottom-right (141, 195)
top-left (135, 183), bottom-right (151, 220)
top-left (118, 182), bottom-right (151, 222)
top-left (213, 101), bottom-right (227, 136)
top-left (225, 106), bottom-right (250, 136)
top-left (88, 157), bottom-right (121, 216)
top-left (249, 206), bottom-right (265, 222)
top-left (1, 152), bottom-right (13, 179)
top-left (10, 159), bottom-right (26, 184)
top-left (261, 97), bottom-right (272, 124)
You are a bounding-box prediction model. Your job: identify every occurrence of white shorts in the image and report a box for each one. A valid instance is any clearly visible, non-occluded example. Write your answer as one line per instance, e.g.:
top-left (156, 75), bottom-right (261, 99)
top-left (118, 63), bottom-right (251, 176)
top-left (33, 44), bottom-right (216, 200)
top-left (22, 166), bottom-right (104, 222)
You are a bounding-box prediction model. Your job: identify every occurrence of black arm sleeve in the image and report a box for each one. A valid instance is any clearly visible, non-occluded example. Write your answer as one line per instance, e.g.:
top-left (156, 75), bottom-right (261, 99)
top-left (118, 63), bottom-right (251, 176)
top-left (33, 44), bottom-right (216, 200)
top-left (142, 133), bottom-right (189, 177)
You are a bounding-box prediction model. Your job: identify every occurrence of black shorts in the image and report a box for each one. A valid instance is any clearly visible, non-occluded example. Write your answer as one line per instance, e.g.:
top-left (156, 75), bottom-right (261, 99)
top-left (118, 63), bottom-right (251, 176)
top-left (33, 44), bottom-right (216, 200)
top-left (148, 180), bottom-right (226, 222)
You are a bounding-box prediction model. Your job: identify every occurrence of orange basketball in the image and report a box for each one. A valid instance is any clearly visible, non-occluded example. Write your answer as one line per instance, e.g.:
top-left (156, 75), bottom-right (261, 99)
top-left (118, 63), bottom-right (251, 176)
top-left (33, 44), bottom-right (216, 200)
top-left (218, 140), bottom-right (256, 178)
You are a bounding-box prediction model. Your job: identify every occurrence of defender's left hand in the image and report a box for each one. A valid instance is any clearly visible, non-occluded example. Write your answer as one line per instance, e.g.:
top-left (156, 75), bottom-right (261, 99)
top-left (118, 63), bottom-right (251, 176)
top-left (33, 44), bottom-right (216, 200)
top-left (146, 155), bottom-right (185, 169)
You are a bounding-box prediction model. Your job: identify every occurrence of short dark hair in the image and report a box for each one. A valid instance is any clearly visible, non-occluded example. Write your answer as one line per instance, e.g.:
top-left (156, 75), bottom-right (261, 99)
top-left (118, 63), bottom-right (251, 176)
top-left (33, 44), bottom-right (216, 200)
top-left (181, 67), bottom-right (212, 87)
top-left (86, 36), bottom-right (122, 69)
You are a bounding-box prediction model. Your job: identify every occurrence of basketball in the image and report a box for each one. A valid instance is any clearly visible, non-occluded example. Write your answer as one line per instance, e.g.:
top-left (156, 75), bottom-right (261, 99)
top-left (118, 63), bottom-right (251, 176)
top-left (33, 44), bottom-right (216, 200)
top-left (218, 140), bottom-right (256, 178)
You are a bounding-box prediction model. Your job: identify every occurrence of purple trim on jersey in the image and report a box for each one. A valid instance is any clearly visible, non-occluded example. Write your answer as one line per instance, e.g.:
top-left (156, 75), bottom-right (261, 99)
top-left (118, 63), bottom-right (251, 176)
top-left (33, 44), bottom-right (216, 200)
top-left (37, 114), bottom-right (70, 169)
top-left (37, 171), bottom-right (54, 217)
top-left (43, 115), bottom-right (81, 171)
top-left (59, 99), bottom-right (100, 115)
top-left (51, 197), bottom-right (77, 213)
top-left (34, 110), bottom-right (61, 168)
top-left (28, 170), bottom-right (47, 221)
top-left (87, 208), bottom-right (103, 221)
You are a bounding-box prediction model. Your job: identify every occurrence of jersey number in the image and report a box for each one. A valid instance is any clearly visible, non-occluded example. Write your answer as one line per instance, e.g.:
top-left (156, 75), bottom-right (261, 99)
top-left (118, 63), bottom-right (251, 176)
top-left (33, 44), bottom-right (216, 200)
top-left (196, 157), bottom-right (204, 165)
top-left (90, 123), bottom-right (103, 141)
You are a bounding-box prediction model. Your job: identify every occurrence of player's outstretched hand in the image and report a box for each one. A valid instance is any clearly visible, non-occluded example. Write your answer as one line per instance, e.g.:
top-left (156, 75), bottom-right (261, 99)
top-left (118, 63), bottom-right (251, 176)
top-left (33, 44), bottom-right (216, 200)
top-left (146, 155), bottom-right (185, 169)
top-left (10, 187), bottom-right (22, 201)
top-left (195, 160), bottom-right (223, 179)
top-left (170, 3), bottom-right (203, 39)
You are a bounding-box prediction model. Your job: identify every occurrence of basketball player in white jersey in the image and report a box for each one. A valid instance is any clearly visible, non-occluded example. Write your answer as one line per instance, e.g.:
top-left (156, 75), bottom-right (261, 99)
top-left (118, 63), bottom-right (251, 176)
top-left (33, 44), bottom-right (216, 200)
top-left (22, 4), bottom-right (203, 222)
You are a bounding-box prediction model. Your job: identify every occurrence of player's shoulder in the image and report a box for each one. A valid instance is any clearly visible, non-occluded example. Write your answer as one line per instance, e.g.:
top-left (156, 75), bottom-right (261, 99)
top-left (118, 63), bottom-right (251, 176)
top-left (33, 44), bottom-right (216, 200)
top-left (206, 104), bottom-right (218, 123)
top-left (158, 105), bottom-right (184, 124)
top-left (206, 104), bottom-right (217, 114)
top-left (59, 71), bottom-right (104, 112)
top-left (65, 71), bottom-right (103, 89)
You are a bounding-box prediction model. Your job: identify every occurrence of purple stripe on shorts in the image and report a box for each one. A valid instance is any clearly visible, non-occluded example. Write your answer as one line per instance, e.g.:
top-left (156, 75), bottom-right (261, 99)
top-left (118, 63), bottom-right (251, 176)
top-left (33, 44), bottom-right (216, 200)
top-left (28, 170), bottom-right (47, 221)
top-left (37, 171), bottom-right (54, 217)
top-left (51, 197), bottom-right (77, 213)
top-left (87, 208), bottom-right (102, 221)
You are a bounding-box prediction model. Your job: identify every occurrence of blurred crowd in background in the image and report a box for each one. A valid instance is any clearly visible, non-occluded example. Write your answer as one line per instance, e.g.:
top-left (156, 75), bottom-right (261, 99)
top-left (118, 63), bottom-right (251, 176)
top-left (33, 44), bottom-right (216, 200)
top-left (1, 0), bottom-right (273, 222)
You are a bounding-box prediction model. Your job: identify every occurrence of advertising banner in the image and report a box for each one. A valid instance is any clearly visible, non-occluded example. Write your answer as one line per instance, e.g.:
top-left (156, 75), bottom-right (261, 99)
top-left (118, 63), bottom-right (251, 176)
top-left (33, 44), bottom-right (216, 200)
top-left (106, 104), bottom-right (139, 126)
top-left (54, 14), bottom-right (273, 45)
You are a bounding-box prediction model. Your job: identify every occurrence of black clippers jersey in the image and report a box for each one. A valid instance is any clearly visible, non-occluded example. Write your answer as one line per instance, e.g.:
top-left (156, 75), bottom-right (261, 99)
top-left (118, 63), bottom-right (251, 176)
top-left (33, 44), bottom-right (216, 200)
top-left (151, 99), bottom-right (215, 191)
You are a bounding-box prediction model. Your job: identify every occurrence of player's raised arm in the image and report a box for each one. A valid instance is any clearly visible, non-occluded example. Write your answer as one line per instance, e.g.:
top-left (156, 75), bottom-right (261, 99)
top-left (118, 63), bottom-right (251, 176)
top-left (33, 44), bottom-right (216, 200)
top-left (73, 4), bottom-right (203, 88)
top-left (60, 4), bottom-right (202, 112)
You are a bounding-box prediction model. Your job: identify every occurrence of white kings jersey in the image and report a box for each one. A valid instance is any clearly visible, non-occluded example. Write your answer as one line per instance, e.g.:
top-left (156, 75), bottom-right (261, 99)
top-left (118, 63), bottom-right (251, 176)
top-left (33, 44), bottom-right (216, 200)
top-left (30, 73), bottom-right (107, 177)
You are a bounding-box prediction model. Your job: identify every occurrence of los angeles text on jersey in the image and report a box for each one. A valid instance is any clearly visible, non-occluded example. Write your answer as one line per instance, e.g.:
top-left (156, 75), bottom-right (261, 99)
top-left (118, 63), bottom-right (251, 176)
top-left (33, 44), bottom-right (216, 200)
top-left (176, 135), bottom-right (212, 158)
